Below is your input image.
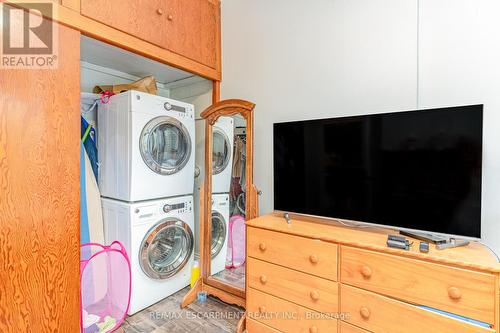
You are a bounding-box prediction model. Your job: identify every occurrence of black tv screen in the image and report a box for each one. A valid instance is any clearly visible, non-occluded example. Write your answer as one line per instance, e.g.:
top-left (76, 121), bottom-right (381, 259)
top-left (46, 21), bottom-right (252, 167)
top-left (273, 105), bottom-right (483, 238)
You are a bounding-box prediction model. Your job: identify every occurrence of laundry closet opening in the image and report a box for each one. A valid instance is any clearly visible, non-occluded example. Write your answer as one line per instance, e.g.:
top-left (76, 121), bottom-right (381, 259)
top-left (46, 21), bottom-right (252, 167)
top-left (79, 35), bottom-right (214, 317)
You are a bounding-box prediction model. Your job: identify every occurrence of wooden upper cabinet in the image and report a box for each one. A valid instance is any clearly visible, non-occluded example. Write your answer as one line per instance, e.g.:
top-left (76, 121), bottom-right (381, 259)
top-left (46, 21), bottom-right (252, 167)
top-left (81, 0), bottom-right (165, 47)
top-left (164, 0), bottom-right (218, 69)
top-left (81, 0), bottom-right (220, 69)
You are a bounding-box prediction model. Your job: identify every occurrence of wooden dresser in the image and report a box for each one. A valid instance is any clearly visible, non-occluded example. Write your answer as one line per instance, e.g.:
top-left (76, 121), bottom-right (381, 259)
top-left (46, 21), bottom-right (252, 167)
top-left (246, 214), bottom-right (500, 333)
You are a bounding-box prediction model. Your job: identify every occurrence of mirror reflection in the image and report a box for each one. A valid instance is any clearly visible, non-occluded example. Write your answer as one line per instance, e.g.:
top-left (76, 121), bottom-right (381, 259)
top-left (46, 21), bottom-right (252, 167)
top-left (210, 115), bottom-right (247, 290)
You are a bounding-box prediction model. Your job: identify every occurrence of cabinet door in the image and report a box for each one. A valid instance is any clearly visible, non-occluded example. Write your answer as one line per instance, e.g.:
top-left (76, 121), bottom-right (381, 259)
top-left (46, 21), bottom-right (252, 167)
top-left (162, 0), bottom-right (218, 69)
top-left (0, 19), bottom-right (80, 333)
top-left (199, 0), bottom-right (218, 69)
top-left (81, 0), bottom-right (219, 69)
top-left (81, 0), bottom-right (165, 48)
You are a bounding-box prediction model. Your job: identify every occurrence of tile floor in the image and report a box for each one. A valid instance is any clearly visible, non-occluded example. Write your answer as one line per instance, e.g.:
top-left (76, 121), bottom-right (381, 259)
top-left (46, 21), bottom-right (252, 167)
top-left (115, 287), bottom-right (244, 333)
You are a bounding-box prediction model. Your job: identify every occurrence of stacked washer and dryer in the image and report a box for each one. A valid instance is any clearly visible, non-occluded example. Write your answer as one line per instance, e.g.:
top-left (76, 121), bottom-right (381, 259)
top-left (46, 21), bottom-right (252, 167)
top-left (98, 90), bottom-right (196, 315)
top-left (194, 117), bottom-right (234, 275)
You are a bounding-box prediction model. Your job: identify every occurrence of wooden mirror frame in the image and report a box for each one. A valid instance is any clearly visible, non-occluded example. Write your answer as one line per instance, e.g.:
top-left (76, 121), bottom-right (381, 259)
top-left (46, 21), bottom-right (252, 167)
top-left (182, 98), bottom-right (258, 314)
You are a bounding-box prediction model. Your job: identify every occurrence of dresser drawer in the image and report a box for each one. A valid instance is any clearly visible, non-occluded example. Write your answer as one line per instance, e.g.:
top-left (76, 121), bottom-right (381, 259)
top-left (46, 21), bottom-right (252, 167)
top-left (248, 257), bottom-right (339, 314)
top-left (247, 318), bottom-right (281, 333)
top-left (248, 288), bottom-right (337, 333)
top-left (340, 246), bottom-right (496, 324)
top-left (339, 322), bottom-right (371, 333)
top-left (248, 227), bottom-right (338, 281)
top-left (341, 285), bottom-right (494, 333)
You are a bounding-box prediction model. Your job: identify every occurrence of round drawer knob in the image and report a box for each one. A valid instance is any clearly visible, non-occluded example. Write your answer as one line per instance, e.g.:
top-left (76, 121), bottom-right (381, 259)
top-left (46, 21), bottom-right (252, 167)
top-left (157, 8), bottom-right (164, 15)
top-left (259, 306), bottom-right (266, 313)
top-left (309, 254), bottom-right (319, 264)
top-left (360, 306), bottom-right (370, 319)
top-left (167, 14), bottom-right (174, 21)
top-left (259, 243), bottom-right (267, 251)
top-left (448, 287), bottom-right (462, 300)
top-left (260, 275), bottom-right (267, 284)
top-left (361, 266), bottom-right (373, 279)
top-left (309, 326), bottom-right (318, 333)
top-left (310, 290), bottom-right (320, 301)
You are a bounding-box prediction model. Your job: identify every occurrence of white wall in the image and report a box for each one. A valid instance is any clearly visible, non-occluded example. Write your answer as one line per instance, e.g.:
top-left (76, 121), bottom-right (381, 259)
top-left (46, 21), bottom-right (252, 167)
top-left (221, 0), bottom-right (500, 254)
top-left (221, 0), bottom-right (418, 213)
top-left (81, 62), bottom-right (171, 97)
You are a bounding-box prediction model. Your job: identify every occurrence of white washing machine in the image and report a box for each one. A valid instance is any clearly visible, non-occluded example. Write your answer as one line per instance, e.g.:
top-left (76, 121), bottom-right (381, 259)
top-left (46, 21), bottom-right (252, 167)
top-left (102, 195), bottom-right (194, 315)
top-left (210, 193), bottom-right (230, 275)
top-left (98, 90), bottom-right (195, 202)
top-left (194, 119), bottom-right (206, 192)
top-left (212, 117), bottom-right (234, 194)
top-left (194, 116), bottom-right (234, 195)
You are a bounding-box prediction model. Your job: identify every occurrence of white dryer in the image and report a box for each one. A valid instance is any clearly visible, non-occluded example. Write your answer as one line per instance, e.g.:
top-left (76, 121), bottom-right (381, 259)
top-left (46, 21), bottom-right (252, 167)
top-left (98, 90), bottom-right (195, 202)
top-left (102, 195), bottom-right (194, 315)
top-left (194, 117), bottom-right (234, 195)
top-left (210, 193), bottom-right (230, 275)
top-left (212, 117), bottom-right (234, 194)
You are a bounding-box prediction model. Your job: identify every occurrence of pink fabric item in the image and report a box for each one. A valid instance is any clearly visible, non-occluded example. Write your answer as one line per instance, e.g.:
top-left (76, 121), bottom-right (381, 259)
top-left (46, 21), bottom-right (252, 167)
top-left (226, 215), bottom-right (246, 268)
top-left (80, 241), bottom-right (131, 333)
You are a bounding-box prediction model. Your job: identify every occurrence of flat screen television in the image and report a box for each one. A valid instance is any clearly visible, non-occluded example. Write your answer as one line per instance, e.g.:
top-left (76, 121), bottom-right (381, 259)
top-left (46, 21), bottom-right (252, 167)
top-left (273, 105), bottom-right (483, 238)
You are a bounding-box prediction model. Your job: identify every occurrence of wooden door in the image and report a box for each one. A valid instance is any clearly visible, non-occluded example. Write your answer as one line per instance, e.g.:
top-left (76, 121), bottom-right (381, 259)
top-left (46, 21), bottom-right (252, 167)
top-left (162, 0), bottom-right (218, 69)
top-left (81, 0), bottom-right (165, 47)
top-left (0, 19), bottom-right (81, 333)
top-left (199, 0), bottom-right (219, 69)
top-left (81, 0), bottom-right (219, 69)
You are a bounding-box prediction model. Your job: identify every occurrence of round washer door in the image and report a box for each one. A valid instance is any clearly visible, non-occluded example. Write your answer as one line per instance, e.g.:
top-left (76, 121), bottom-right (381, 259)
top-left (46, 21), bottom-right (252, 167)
top-left (140, 218), bottom-right (194, 279)
top-left (140, 116), bottom-right (192, 175)
top-left (212, 128), bottom-right (230, 175)
top-left (211, 211), bottom-right (227, 259)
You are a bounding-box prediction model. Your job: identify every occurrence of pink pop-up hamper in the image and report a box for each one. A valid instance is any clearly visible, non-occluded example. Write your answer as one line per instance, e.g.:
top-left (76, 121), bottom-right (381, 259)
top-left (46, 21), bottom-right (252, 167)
top-left (226, 215), bottom-right (246, 268)
top-left (80, 241), bottom-right (131, 333)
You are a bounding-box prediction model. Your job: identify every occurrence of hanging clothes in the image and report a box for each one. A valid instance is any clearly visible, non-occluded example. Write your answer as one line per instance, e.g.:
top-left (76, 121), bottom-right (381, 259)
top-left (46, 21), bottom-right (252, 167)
top-left (238, 151), bottom-right (246, 189)
top-left (230, 135), bottom-right (246, 215)
top-left (232, 136), bottom-right (246, 179)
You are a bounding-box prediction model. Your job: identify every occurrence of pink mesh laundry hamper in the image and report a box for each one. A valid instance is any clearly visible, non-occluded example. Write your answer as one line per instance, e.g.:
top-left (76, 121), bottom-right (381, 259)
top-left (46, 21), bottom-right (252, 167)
top-left (80, 241), bottom-right (131, 333)
top-left (226, 215), bottom-right (246, 268)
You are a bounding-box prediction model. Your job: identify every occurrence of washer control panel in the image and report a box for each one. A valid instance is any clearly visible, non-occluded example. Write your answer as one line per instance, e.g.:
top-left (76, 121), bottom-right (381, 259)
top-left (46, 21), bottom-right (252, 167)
top-left (162, 201), bottom-right (192, 214)
top-left (161, 101), bottom-right (193, 119)
top-left (132, 91), bottom-right (194, 119)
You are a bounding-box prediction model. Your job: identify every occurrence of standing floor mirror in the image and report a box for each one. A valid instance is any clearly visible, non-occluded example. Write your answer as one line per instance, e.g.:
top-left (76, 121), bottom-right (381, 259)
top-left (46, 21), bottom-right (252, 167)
top-left (182, 99), bottom-right (258, 331)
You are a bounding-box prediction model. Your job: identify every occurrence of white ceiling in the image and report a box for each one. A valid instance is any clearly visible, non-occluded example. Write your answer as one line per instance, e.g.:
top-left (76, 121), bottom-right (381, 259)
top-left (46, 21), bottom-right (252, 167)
top-left (80, 36), bottom-right (200, 85)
